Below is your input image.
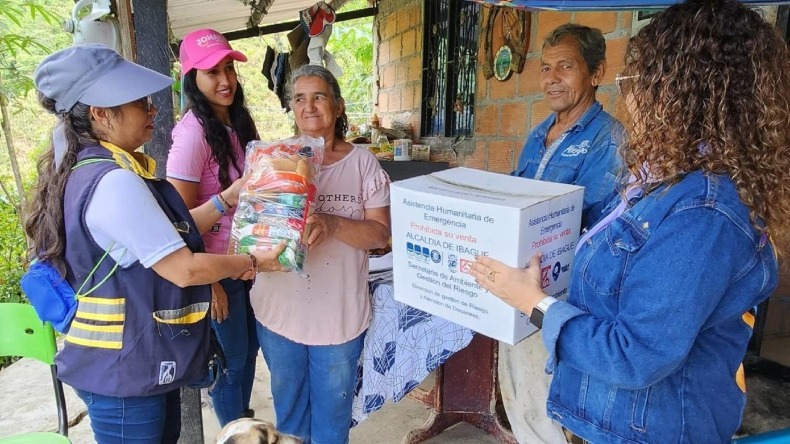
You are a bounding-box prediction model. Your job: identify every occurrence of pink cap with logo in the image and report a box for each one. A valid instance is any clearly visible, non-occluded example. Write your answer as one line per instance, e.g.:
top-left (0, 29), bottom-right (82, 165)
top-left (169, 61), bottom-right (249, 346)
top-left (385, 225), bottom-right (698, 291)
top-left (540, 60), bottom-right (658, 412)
top-left (179, 28), bottom-right (247, 74)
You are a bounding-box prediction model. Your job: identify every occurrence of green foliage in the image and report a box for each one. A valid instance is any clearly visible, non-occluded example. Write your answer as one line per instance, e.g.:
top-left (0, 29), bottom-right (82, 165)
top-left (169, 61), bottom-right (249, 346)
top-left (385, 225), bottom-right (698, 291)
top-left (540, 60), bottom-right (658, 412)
top-left (327, 16), bottom-right (374, 121)
top-left (0, 199), bottom-right (26, 304)
top-left (1, 1), bottom-right (65, 96)
top-left (229, 2), bottom-right (374, 140)
top-left (0, 0), bottom-right (69, 321)
top-left (1, 0), bottom-right (69, 183)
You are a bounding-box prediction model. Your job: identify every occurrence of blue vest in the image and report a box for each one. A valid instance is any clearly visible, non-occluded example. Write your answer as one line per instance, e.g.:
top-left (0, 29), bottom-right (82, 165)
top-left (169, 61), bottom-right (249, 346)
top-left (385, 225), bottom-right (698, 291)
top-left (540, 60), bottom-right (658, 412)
top-left (56, 144), bottom-right (212, 397)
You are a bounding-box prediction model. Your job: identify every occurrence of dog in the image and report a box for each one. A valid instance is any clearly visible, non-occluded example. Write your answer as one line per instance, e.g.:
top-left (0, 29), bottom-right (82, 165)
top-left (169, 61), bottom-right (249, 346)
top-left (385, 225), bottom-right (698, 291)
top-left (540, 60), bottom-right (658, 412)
top-left (216, 418), bottom-right (302, 444)
top-left (737, 353), bottom-right (790, 437)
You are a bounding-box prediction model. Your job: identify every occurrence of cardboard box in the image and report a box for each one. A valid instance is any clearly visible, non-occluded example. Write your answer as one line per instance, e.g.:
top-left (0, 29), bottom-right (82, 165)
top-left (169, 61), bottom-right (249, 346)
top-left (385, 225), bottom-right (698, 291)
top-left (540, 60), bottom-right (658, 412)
top-left (390, 167), bottom-right (584, 344)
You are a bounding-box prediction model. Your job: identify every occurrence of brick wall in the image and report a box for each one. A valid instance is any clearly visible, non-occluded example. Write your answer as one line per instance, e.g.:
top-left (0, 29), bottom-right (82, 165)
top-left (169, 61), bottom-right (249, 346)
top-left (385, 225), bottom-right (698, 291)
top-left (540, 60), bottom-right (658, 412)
top-left (375, 0), bottom-right (423, 136)
top-left (374, 4), bottom-right (776, 168)
top-left (375, 4), bottom-right (634, 166)
top-left (473, 9), bottom-right (633, 173)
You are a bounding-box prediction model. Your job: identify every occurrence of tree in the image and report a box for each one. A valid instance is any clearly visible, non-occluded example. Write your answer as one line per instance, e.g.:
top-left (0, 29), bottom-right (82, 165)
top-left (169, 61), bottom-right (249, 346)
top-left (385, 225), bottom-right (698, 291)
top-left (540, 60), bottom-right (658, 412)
top-left (0, 1), bottom-right (60, 211)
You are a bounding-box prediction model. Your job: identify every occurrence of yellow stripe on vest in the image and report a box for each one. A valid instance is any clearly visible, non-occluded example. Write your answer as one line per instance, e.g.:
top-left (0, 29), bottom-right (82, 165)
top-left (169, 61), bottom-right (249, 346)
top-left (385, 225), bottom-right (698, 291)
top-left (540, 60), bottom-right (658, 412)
top-left (70, 320), bottom-right (123, 333)
top-left (69, 297), bottom-right (125, 348)
top-left (65, 335), bottom-right (122, 350)
top-left (77, 311), bottom-right (124, 322)
top-left (153, 302), bottom-right (210, 325)
top-left (79, 296), bottom-right (125, 305)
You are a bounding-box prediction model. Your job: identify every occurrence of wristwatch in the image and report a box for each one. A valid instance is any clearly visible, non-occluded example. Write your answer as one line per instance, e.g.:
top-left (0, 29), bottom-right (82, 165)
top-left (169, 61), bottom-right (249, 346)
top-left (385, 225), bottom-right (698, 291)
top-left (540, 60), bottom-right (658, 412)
top-left (530, 296), bottom-right (558, 329)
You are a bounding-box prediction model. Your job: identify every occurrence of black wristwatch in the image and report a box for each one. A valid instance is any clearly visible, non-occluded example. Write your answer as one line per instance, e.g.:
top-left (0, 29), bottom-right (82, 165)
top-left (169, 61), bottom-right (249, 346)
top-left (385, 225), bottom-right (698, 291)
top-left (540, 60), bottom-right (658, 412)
top-left (530, 297), bottom-right (557, 329)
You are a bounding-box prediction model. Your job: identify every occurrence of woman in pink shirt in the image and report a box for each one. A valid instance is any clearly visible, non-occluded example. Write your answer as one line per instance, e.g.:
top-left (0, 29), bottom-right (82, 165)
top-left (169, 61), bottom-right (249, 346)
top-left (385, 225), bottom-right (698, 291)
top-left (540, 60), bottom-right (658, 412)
top-left (250, 65), bottom-right (391, 444)
top-left (166, 29), bottom-right (259, 426)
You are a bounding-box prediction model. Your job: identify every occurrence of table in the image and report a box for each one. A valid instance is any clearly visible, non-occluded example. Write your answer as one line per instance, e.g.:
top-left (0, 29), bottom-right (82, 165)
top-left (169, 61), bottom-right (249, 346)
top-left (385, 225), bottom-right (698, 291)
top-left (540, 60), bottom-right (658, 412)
top-left (353, 282), bottom-right (518, 444)
top-left (352, 282), bottom-right (473, 424)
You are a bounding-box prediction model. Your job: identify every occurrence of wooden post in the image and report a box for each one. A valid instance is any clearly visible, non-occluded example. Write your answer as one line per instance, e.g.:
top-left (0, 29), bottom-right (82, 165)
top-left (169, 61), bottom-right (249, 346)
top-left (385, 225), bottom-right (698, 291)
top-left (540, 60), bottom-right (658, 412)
top-left (130, 0), bottom-right (175, 178)
top-left (125, 1), bottom-right (203, 442)
top-left (114, 0), bottom-right (135, 61)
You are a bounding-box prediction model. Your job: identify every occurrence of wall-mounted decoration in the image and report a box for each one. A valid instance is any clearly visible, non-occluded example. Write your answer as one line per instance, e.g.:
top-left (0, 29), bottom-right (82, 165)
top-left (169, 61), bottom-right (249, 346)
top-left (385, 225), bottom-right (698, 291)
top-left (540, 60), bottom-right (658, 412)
top-left (494, 45), bottom-right (513, 81)
top-left (481, 6), bottom-right (530, 80)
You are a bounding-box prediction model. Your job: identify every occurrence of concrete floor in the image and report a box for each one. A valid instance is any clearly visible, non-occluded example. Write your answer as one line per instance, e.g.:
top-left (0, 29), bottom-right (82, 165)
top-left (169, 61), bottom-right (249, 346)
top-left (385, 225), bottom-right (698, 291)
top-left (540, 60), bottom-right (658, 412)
top-left (0, 351), bottom-right (498, 444)
top-left (2, 335), bottom-right (788, 443)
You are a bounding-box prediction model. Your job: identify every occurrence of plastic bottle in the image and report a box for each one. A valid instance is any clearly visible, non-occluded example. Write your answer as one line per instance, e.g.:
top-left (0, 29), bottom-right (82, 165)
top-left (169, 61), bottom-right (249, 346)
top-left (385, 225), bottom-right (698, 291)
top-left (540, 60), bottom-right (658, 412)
top-left (377, 133), bottom-right (391, 152)
top-left (370, 113), bottom-right (381, 146)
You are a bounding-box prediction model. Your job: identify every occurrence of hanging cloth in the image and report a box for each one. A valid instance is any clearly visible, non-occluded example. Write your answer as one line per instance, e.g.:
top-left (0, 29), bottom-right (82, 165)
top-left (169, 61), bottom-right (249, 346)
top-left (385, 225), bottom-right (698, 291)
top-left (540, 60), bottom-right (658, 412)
top-left (299, 1), bottom-right (336, 38)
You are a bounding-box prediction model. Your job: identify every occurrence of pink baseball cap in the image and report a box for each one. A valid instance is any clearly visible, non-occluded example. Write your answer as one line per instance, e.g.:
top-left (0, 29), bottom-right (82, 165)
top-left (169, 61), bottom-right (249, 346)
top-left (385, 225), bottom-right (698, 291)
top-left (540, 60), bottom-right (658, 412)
top-left (179, 28), bottom-right (247, 74)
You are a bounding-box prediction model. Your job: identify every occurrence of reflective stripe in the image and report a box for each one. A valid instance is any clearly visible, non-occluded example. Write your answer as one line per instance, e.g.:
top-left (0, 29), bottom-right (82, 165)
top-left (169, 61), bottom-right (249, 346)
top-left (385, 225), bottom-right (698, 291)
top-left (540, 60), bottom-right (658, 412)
top-left (77, 311), bottom-right (124, 322)
top-left (70, 320), bottom-right (123, 333)
top-left (67, 319), bottom-right (123, 349)
top-left (153, 302), bottom-right (210, 325)
top-left (66, 334), bottom-right (122, 350)
top-left (68, 297), bottom-right (125, 348)
top-left (80, 296), bottom-right (124, 305)
top-left (75, 297), bottom-right (125, 322)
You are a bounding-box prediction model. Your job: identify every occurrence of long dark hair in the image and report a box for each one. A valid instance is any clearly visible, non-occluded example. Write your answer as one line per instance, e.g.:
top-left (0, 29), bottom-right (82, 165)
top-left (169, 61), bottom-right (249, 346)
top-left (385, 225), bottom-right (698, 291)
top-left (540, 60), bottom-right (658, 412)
top-left (24, 93), bottom-right (105, 273)
top-left (182, 70), bottom-right (257, 189)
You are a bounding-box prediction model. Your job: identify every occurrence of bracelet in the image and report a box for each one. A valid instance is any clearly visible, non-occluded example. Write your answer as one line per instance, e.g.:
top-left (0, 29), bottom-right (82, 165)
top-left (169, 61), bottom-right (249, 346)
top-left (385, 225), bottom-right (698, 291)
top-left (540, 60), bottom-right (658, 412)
top-left (246, 253), bottom-right (258, 273)
top-left (210, 195), bottom-right (227, 216)
top-left (217, 192), bottom-right (233, 209)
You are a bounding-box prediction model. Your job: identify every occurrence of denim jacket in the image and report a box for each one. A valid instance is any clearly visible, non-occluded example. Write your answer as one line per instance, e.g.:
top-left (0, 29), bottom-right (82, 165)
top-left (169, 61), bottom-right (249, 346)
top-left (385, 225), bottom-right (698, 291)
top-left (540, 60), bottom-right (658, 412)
top-left (513, 101), bottom-right (624, 226)
top-left (541, 171), bottom-right (778, 444)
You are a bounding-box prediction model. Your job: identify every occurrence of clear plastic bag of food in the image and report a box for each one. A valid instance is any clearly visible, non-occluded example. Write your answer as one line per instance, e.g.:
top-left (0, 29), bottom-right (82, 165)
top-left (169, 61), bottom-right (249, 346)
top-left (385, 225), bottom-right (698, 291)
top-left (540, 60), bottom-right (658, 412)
top-left (229, 136), bottom-right (325, 275)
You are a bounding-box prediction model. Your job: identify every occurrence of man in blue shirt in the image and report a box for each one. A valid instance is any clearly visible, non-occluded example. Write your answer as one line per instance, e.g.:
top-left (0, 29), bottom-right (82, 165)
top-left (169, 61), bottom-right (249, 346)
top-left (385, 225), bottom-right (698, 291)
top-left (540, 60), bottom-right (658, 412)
top-left (503, 24), bottom-right (624, 444)
top-left (513, 24), bottom-right (623, 227)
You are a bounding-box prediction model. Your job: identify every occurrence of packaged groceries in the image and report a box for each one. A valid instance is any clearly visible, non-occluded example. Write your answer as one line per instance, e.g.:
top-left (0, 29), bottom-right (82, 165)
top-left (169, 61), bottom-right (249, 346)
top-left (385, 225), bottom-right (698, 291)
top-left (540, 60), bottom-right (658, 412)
top-left (229, 136), bottom-right (325, 275)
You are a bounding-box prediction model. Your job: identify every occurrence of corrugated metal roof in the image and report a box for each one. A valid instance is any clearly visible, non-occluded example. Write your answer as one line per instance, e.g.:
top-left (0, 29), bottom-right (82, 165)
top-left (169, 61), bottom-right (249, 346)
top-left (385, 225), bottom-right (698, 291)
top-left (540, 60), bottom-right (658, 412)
top-left (168, 0), bottom-right (350, 39)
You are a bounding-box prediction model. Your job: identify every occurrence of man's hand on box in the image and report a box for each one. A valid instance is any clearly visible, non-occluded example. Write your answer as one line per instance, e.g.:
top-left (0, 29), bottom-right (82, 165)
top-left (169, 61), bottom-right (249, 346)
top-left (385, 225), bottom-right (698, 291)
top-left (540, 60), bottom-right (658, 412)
top-left (471, 252), bottom-right (546, 314)
top-left (305, 213), bottom-right (339, 249)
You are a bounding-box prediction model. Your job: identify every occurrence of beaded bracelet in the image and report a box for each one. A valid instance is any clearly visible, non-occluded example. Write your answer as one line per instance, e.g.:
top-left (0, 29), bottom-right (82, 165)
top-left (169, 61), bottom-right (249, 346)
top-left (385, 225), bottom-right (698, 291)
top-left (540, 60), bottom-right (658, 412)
top-left (210, 194), bottom-right (226, 216)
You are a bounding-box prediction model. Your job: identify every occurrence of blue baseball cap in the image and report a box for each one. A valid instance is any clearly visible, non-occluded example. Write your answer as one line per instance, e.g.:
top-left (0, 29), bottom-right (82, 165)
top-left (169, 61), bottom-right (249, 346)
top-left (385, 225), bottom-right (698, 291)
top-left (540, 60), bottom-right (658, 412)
top-left (34, 43), bottom-right (173, 114)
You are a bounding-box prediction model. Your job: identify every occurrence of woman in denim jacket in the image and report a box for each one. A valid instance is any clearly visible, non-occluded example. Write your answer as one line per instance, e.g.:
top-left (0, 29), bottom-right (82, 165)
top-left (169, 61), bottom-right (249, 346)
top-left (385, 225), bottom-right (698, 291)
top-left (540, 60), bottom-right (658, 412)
top-left (472, 1), bottom-right (790, 443)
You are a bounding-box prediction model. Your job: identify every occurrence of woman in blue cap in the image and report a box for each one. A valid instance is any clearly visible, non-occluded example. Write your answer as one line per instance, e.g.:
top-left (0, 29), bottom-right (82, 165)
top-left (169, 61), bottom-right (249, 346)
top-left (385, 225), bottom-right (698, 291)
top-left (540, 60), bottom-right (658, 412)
top-left (26, 44), bottom-right (286, 443)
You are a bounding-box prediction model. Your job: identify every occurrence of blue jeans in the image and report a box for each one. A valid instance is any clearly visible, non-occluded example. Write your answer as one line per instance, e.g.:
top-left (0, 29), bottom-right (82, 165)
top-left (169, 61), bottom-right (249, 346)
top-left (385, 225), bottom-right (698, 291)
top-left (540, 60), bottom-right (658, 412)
top-left (75, 388), bottom-right (180, 443)
top-left (257, 323), bottom-right (365, 444)
top-left (209, 278), bottom-right (259, 426)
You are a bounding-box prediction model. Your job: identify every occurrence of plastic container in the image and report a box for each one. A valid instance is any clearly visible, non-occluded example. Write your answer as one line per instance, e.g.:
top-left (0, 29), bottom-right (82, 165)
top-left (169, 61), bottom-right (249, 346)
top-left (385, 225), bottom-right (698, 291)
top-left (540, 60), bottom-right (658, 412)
top-left (412, 144), bottom-right (430, 161)
top-left (394, 139), bottom-right (412, 161)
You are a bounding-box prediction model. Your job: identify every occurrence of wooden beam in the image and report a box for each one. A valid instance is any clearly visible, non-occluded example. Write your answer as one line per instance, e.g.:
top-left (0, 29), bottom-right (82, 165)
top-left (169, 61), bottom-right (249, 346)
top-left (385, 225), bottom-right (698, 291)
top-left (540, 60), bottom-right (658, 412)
top-left (114, 0), bottom-right (135, 60)
top-left (222, 6), bottom-right (376, 41)
top-left (131, 0), bottom-right (176, 174)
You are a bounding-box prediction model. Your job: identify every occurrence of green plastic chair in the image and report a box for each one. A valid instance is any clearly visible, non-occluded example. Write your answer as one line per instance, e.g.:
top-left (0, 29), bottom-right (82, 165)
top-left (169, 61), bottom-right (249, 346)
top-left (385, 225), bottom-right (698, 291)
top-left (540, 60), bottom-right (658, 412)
top-left (0, 303), bottom-right (70, 444)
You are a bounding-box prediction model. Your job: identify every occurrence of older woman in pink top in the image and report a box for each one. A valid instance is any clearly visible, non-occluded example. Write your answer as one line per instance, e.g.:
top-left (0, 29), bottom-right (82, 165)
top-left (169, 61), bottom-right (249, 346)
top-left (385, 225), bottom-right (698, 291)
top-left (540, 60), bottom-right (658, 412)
top-left (250, 65), bottom-right (391, 444)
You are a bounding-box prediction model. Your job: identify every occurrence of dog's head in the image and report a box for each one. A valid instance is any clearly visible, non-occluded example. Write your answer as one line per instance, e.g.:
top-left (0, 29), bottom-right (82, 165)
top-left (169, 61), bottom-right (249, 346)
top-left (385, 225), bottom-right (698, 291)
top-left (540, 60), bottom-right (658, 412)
top-left (216, 418), bottom-right (302, 444)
